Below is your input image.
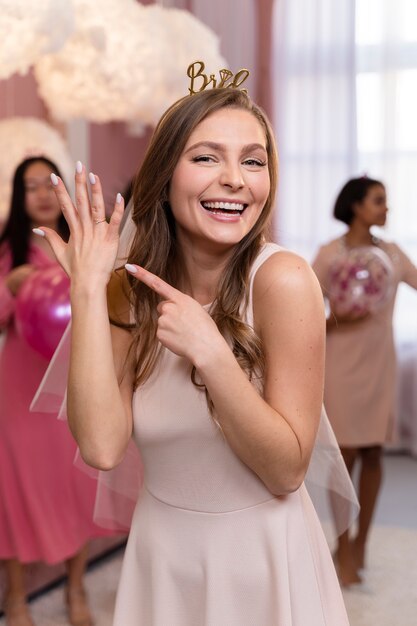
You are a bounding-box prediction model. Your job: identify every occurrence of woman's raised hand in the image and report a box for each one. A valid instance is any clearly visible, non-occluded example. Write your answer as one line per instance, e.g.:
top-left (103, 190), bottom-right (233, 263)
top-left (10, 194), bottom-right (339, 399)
top-left (33, 162), bottom-right (124, 286)
top-left (5, 264), bottom-right (36, 296)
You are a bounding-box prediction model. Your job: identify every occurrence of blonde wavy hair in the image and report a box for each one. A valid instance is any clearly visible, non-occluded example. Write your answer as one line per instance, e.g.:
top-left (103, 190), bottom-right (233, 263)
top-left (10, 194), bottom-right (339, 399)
top-left (124, 88), bottom-right (278, 404)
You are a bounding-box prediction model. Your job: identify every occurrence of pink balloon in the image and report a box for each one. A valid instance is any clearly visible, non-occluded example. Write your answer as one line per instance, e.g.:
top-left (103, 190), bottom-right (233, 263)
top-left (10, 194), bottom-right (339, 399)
top-left (15, 265), bottom-right (71, 360)
top-left (328, 246), bottom-right (394, 318)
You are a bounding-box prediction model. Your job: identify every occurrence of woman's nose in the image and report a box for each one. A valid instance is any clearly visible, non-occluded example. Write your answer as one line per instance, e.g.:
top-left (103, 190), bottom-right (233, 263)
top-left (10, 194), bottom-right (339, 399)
top-left (38, 183), bottom-right (53, 198)
top-left (219, 164), bottom-right (245, 191)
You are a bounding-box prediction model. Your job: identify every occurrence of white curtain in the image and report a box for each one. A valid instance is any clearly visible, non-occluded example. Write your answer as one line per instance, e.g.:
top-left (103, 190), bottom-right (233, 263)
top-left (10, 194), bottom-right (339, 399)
top-left (354, 0), bottom-right (417, 342)
top-left (272, 0), bottom-right (357, 259)
top-left (273, 0), bottom-right (417, 451)
top-left (273, 0), bottom-right (417, 337)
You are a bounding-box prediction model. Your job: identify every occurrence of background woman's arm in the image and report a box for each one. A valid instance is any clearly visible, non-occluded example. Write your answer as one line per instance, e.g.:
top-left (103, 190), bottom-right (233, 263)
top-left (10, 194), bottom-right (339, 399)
top-left (0, 247), bottom-right (34, 327)
top-left (395, 244), bottom-right (417, 290)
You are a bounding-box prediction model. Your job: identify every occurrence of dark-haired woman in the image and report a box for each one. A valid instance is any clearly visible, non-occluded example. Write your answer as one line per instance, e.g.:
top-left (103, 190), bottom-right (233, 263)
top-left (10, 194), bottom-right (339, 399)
top-left (313, 176), bottom-right (417, 586)
top-left (0, 157), bottom-right (108, 626)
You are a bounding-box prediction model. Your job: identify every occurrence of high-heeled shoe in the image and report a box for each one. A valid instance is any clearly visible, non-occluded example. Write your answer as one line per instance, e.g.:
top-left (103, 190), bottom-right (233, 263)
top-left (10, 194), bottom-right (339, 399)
top-left (65, 586), bottom-right (94, 626)
top-left (4, 594), bottom-right (35, 626)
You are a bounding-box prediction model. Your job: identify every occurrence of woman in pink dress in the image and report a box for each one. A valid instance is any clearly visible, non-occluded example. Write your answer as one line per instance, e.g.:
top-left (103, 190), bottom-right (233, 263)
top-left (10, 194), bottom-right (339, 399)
top-left (34, 88), bottom-right (352, 625)
top-left (0, 157), bottom-right (110, 626)
top-left (312, 176), bottom-right (417, 586)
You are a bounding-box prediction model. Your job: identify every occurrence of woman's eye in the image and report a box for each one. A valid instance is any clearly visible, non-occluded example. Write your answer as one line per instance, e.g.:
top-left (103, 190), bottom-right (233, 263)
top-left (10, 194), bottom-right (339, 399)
top-left (191, 155), bottom-right (216, 163)
top-left (243, 158), bottom-right (267, 167)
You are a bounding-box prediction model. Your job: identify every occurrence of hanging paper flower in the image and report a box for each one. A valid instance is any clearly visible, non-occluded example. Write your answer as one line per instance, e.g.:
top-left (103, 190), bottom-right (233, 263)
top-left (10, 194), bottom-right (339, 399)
top-left (34, 0), bottom-right (226, 125)
top-left (0, 0), bottom-right (74, 79)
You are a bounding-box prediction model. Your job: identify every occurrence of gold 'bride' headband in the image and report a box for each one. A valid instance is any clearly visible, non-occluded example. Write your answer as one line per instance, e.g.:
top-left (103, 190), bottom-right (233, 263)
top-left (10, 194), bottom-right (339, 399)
top-left (187, 60), bottom-right (250, 95)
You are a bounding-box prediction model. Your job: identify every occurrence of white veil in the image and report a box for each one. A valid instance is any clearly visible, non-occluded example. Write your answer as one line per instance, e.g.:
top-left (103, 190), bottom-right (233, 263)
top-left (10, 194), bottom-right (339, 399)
top-left (31, 200), bottom-right (359, 540)
top-left (31, 201), bottom-right (141, 532)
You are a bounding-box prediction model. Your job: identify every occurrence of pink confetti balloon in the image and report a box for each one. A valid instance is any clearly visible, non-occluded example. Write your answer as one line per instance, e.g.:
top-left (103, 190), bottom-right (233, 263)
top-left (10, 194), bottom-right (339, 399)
top-left (328, 246), bottom-right (394, 318)
top-left (15, 266), bottom-right (71, 360)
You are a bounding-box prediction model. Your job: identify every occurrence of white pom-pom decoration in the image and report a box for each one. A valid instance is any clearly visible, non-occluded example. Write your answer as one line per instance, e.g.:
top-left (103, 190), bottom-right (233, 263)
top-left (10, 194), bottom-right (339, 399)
top-left (0, 117), bottom-right (73, 220)
top-left (34, 0), bottom-right (227, 125)
top-left (0, 0), bottom-right (74, 79)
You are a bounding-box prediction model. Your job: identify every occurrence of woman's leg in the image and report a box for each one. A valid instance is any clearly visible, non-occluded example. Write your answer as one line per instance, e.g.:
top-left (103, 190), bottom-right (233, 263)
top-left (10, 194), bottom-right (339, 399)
top-left (334, 446), bottom-right (362, 586)
top-left (65, 544), bottom-right (93, 626)
top-left (353, 445), bottom-right (383, 569)
top-left (3, 559), bottom-right (34, 626)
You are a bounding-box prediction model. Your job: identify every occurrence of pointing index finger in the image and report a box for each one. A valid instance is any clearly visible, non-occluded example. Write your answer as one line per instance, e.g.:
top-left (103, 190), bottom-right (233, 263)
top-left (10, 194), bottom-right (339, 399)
top-left (125, 264), bottom-right (180, 301)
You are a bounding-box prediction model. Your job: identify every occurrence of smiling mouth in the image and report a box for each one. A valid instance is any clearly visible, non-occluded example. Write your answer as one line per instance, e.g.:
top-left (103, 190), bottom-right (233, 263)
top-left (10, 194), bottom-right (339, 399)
top-left (201, 201), bottom-right (247, 216)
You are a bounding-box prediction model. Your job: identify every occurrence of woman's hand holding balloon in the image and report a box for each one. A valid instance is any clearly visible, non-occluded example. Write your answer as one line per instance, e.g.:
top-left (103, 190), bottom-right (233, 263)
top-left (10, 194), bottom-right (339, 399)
top-left (33, 162), bottom-right (124, 288)
top-left (327, 309), bottom-right (370, 329)
top-left (5, 264), bottom-right (36, 295)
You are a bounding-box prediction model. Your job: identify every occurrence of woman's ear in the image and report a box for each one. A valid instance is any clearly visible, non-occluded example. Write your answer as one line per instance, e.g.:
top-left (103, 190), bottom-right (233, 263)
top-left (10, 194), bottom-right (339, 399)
top-left (107, 268), bottom-right (132, 327)
top-left (351, 201), bottom-right (362, 219)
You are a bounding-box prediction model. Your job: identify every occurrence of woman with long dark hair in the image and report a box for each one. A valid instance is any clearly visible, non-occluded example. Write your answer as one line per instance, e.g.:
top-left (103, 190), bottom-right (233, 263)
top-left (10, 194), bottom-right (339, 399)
top-left (0, 157), bottom-right (109, 626)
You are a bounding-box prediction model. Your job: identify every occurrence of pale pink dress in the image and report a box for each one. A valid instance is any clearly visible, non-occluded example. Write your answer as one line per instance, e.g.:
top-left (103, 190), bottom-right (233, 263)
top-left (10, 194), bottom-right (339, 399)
top-left (313, 237), bottom-right (417, 447)
top-left (0, 243), bottom-right (111, 564)
top-left (113, 243), bottom-right (349, 626)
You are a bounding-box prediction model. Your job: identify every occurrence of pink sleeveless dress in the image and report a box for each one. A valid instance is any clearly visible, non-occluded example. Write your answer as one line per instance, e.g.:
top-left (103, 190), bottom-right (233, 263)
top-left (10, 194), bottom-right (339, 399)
top-left (113, 243), bottom-right (349, 626)
top-left (313, 237), bottom-right (417, 446)
top-left (0, 243), bottom-right (111, 564)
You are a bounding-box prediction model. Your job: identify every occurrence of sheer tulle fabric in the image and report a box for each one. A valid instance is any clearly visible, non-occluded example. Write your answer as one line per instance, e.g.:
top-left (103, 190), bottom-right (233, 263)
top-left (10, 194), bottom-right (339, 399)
top-left (31, 322), bottom-right (142, 533)
top-left (31, 204), bottom-right (358, 540)
top-left (31, 203), bottom-right (141, 532)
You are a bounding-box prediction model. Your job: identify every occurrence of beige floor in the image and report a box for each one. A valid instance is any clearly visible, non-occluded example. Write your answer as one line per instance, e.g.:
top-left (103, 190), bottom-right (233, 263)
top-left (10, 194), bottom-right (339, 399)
top-left (0, 552), bottom-right (123, 626)
top-left (343, 525), bottom-right (417, 626)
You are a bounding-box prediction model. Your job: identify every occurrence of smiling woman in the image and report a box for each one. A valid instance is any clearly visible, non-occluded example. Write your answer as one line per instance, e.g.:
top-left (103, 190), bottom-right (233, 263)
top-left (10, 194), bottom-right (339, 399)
top-left (169, 109), bottom-right (270, 254)
top-left (33, 88), bottom-right (352, 625)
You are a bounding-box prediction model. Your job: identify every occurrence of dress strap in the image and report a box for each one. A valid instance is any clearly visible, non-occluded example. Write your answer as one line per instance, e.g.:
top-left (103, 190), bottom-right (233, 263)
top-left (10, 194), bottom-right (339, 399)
top-left (245, 242), bottom-right (283, 328)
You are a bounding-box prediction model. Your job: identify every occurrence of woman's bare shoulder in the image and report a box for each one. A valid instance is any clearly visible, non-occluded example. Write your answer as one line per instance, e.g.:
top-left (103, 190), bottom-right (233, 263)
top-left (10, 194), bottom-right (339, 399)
top-left (253, 249), bottom-right (321, 302)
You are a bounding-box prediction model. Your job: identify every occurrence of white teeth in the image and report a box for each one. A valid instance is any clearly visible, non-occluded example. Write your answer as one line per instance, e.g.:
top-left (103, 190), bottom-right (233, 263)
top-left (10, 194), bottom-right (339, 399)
top-left (202, 201), bottom-right (245, 211)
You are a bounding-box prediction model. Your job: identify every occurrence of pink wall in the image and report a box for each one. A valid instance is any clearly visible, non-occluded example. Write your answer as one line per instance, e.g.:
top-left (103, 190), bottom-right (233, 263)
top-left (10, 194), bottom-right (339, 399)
top-left (0, 70), bottom-right (47, 119)
top-left (255, 0), bottom-right (274, 119)
top-left (89, 123), bottom-right (152, 207)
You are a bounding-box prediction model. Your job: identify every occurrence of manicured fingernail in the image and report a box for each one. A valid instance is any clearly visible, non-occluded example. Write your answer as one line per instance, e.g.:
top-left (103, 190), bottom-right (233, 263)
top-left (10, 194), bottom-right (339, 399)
top-left (76, 160), bottom-right (83, 174)
top-left (50, 173), bottom-right (59, 186)
top-left (116, 192), bottom-right (122, 204)
top-left (125, 264), bottom-right (137, 274)
top-left (32, 228), bottom-right (45, 237)
top-left (89, 172), bottom-right (96, 185)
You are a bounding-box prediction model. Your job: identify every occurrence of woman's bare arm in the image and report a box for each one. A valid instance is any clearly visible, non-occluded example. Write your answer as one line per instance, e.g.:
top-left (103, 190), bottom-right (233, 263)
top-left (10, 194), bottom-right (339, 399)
top-left (36, 168), bottom-right (134, 470)
top-left (67, 271), bottom-right (135, 469)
